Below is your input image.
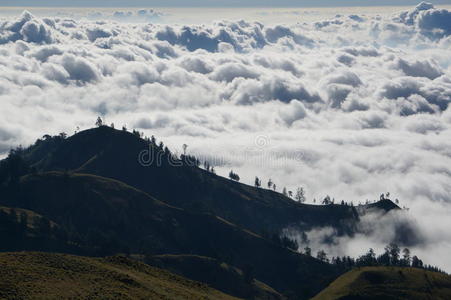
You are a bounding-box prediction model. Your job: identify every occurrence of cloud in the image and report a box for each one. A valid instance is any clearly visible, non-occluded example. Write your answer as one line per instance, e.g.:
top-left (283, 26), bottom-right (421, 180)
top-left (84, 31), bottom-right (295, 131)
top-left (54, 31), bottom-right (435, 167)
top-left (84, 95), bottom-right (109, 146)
top-left (1, 5), bottom-right (451, 270)
top-left (1, 11), bottom-right (54, 44)
top-left (395, 58), bottom-right (443, 79)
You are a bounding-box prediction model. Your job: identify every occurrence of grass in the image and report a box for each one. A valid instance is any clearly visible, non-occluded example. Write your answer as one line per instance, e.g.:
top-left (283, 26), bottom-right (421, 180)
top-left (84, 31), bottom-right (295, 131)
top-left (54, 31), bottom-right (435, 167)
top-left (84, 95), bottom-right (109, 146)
top-left (312, 266), bottom-right (451, 300)
top-left (0, 252), bottom-right (239, 300)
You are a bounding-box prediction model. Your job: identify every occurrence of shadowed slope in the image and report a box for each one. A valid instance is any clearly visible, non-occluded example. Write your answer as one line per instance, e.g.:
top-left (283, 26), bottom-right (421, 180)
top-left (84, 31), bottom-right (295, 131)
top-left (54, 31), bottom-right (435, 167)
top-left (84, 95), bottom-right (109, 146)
top-left (24, 126), bottom-right (398, 237)
top-left (147, 254), bottom-right (284, 300)
top-left (1, 171), bottom-right (336, 299)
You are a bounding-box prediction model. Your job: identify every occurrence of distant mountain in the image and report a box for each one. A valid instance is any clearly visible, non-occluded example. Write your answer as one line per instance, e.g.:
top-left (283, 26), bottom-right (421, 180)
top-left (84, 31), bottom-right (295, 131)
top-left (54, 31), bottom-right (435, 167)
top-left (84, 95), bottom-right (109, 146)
top-left (312, 266), bottom-right (451, 300)
top-left (0, 252), bottom-right (237, 300)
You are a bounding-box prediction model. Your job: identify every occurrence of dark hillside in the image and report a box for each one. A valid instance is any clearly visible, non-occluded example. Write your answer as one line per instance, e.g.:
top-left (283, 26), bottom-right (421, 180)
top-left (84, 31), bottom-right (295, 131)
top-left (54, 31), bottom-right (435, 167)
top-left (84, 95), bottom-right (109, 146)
top-left (22, 126), bottom-right (397, 237)
top-left (147, 254), bottom-right (284, 299)
top-left (1, 171), bottom-right (337, 299)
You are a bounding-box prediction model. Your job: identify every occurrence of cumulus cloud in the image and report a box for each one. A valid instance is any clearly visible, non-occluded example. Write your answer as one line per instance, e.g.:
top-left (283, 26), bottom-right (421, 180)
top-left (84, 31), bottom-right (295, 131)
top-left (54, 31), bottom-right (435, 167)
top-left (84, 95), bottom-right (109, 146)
top-left (1, 4), bottom-right (451, 270)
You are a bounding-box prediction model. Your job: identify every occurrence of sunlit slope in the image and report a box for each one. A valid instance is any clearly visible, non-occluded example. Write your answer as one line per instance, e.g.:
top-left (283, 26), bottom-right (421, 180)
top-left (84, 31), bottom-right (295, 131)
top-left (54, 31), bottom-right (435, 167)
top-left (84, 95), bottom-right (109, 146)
top-left (312, 266), bottom-right (451, 300)
top-left (0, 252), bottom-right (238, 300)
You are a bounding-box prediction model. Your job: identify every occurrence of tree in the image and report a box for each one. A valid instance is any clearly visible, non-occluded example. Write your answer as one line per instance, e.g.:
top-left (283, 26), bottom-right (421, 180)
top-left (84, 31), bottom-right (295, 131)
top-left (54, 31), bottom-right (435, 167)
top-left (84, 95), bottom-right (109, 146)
top-left (295, 187), bottom-right (306, 203)
top-left (110, 123), bottom-right (115, 128)
top-left (95, 116), bottom-right (103, 127)
top-left (267, 179), bottom-right (273, 189)
top-left (182, 144), bottom-right (188, 155)
top-left (317, 250), bottom-right (328, 262)
top-left (255, 177), bottom-right (261, 188)
top-left (304, 246), bottom-right (312, 256)
top-left (273, 184), bottom-right (276, 191)
top-left (412, 255), bottom-right (423, 268)
top-left (122, 125), bottom-right (127, 131)
top-left (357, 248), bottom-right (377, 266)
top-left (229, 170), bottom-right (240, 181)
top-left (385, 243), bottom-right (400, 265)
top-left (401, 248), bottom-right (411, 266)
top-left (282, 187), bottom-right (288, 196)
top-left (288, 190), bottom-right (293, 198)
top-left (322, 195), bottom-right (331, 205)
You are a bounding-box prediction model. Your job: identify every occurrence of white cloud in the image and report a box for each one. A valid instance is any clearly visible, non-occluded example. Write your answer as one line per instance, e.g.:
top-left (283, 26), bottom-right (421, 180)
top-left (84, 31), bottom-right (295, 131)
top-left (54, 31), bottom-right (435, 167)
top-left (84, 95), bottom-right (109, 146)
top-left (1, 4), bottom-right (451, 270)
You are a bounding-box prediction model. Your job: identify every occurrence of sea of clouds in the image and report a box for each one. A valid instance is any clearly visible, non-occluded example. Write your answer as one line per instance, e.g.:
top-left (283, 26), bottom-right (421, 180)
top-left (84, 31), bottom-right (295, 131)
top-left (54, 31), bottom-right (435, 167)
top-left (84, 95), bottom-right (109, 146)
top-left (0, 2), bottom-right (451, 269)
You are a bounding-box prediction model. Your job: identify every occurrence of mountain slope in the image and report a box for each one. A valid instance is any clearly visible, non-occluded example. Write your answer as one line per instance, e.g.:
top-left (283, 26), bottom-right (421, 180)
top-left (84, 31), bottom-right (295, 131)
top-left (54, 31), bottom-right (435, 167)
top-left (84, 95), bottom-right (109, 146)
top-left (1, 171), bottom-right (337, 299)
top-left (0, 252), bottom-right (238, 300)
top-left (147, 254), bottom-right (284, 300)
top-left (23, 126), bottom-right (397, 237)
top-left (312, 266), bottom-right (451, 300)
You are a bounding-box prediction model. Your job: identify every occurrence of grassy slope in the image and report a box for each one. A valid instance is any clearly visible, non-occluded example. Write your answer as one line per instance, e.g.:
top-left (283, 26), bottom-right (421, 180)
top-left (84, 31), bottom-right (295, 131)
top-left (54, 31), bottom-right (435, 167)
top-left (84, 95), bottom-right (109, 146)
top-left (0, 252), bottom-right (238, 300)
top-left (312, 266), bottom-right (451, 300)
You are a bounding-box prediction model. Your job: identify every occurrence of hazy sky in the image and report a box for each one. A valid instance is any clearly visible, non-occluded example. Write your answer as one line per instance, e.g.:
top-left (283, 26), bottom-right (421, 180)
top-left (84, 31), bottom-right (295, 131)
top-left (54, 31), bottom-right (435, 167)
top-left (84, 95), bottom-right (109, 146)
top-left (1, 0), bottom-right (450, 7)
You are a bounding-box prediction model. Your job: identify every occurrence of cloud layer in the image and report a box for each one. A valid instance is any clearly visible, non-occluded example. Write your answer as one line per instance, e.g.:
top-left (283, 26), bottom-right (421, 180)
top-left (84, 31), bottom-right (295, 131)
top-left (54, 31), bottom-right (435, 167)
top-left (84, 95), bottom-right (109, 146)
top-left (0, 2), bottom-right (451, 269)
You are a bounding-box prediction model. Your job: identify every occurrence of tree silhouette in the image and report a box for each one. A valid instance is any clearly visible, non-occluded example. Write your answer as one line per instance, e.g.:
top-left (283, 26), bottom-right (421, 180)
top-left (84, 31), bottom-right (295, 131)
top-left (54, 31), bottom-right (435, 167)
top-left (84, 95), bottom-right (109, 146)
top-left (317, 250), bottom-right (328, 262)
top-left (255, 177), bottom-right (261, 188)
top-left (322, 195), bottom-right (331, 205)
top-left (295, 187), bottom-right (306, 203)
top-left (95, 117), bottom-right (103, 127)
top-left (267, 179), bottom-right (273, 189)
top-left (385, 243), bottom-right (400, 265)
top-left (401, 248), bottom-right (411, 266)
top-left (228, 170), bottom-right (240, 181)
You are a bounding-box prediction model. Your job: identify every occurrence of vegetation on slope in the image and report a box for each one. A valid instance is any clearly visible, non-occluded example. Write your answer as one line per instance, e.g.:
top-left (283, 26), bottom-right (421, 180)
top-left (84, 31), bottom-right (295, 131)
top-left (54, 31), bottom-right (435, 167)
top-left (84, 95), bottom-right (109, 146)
top-left (0, 126), bottom-right (411, 299)
top-left (0, 252), bottom-right (238, 300)
top-left (312, 266), bottom-right (451, 300)
top-left (0, 171), bottom-right (337, 299)
top-left (146, 254), bottom-right (284, 299)
top-left (18, 126), bottom-right (397, 237)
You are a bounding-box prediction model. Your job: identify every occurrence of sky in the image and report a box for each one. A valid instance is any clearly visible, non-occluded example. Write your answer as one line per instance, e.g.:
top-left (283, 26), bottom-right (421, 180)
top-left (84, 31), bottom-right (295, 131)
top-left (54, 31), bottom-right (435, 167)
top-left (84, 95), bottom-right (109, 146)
top-left (1, 2), bottom-right (451, 270)
top-left (1, 0), bottom-right (451, 7)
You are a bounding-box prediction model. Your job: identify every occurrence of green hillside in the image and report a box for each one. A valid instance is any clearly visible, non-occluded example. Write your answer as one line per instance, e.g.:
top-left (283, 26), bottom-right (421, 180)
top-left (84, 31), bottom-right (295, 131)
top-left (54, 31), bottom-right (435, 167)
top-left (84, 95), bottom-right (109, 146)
top-left (0, 252), bottom-right (238, 300)
top-left (312, 266), bottom-right (451, 300)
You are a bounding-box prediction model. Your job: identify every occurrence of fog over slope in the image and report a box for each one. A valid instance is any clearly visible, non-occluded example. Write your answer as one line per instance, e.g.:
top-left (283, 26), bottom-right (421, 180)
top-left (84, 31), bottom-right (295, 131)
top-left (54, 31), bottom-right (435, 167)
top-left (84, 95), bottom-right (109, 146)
top-left (1, 3), bottom-right (451, 269)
